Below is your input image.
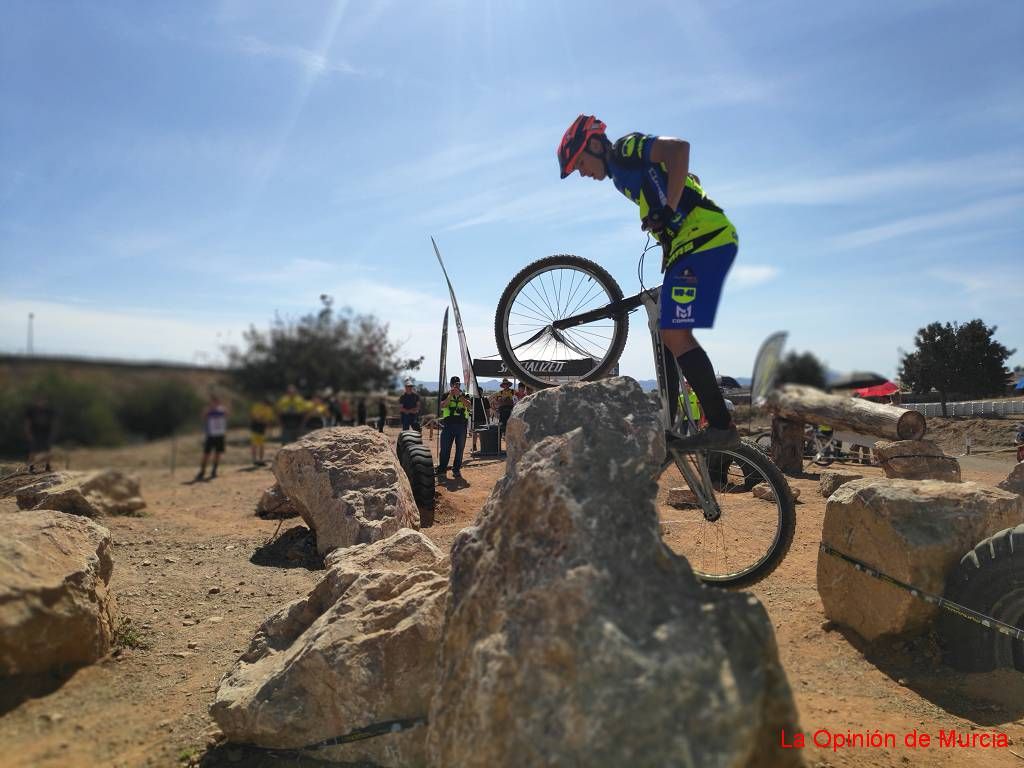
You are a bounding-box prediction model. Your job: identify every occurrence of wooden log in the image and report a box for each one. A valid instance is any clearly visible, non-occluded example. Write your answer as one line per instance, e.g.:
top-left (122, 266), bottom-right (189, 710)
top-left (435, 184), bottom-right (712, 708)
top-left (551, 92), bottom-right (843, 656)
top-left (771, 417), bottom-right (805, 475)
top-left (765, 385), bottom-right (926, 441)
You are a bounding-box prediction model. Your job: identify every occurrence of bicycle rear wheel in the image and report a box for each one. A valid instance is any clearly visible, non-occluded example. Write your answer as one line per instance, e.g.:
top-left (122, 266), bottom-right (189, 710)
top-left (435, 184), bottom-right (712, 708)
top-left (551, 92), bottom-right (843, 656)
top-left (495, 255), bottom-right (629, 390)
top-left (656, 439), bottom-right (795, 587)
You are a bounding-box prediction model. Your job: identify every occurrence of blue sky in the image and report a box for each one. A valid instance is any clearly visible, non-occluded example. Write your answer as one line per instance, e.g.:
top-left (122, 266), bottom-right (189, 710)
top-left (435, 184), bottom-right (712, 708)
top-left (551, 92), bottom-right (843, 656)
top-left (2, 0), bottom-right (1021, 383)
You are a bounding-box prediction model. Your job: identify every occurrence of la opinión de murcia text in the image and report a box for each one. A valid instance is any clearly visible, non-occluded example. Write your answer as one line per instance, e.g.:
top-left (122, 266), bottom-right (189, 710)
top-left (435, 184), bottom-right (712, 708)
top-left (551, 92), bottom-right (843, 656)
top-left (780, 728), bottom-right (1010, 752)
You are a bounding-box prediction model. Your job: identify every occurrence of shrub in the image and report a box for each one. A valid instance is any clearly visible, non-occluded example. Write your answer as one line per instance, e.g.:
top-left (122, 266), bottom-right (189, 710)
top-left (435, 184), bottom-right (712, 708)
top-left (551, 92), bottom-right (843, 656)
top-left (0, 371), bottom-right (123, 457)
top-left (118, 379), bottom-right (204, 440)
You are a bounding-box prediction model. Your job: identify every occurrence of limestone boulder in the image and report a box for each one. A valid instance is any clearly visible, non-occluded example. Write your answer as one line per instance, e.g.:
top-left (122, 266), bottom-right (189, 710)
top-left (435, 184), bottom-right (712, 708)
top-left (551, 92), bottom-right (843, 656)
top-left (16, 469), bottom-right (145, 517)
top-left (753, 482), bottom-right (800, 502)
top-left (997, 462), bottom-right (1024, 497)
top-left (818, 478), bottom-right (1023, 641)
top-left (272, 427), bottom-right (418, 554)
top-left (819, 470), bottom-right (863, 498)
top-left (429, 377), bottom-right (802, 768)
top-left (0, 510), bottom-right (116, 675)
top-left (211, 529), bottom-right (447, 767)
top-left (874, 439), bottom-right (961, 482)
top-left (254, 483), bottom-right (300, 519)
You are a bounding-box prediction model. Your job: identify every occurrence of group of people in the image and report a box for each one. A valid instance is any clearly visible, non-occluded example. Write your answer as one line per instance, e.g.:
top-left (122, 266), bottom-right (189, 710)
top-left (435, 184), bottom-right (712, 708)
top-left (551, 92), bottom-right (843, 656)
top-left (193, 385), bottom-right (396, 482)
top-left (434, 376), bottom-right (532, 480)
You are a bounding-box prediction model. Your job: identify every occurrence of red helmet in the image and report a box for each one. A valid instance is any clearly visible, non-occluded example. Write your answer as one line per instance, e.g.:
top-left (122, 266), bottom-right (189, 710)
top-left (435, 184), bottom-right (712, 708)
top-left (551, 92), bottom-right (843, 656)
top-left (558, 114), bottom-right (607, 178)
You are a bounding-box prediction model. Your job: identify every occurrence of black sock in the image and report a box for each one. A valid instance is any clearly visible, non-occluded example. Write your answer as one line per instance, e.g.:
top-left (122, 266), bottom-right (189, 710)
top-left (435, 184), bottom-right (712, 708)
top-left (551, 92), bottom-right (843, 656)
top-left (676, 347), bottom-right (731, 430)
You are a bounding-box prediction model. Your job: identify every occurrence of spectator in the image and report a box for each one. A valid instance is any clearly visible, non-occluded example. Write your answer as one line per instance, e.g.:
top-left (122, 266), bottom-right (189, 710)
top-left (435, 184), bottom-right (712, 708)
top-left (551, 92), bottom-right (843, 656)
top-left (493, 378), bottom-right (516, 437)
top-left (677, 388), bottom-right (702, 433)
top-left (1015, 424), bottom-right (1024, 463)
top-left (399, 379), bottom-right (421, 430)
top-left (195, 394), bottom-right (228, 481)
top-left (339, 397), bottom-right (353, 426)
top-left (357, 398), bottom-right (367, 426)
top-left (304, 394), bottom-right (329, 432)
top-left (24, 394), bottom-right (56, 473)
top-left (377, 397), bottom-right (387, 433)
top-left (325, 389), bottom-right (342, 426)
top-left (249, 395), bottom-right (276, 466)
top-left (437, 375), bottom-right (471, 479)
top-left (277, 384), bottom-right (309, 444)
top-left (513, 382), bottom-right (530, 403)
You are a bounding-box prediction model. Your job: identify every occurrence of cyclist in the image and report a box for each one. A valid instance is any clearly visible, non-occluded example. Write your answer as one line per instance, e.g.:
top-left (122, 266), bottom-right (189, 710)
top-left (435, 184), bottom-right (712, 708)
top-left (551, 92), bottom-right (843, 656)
top-left (558, 114), bottom-right (739, 450)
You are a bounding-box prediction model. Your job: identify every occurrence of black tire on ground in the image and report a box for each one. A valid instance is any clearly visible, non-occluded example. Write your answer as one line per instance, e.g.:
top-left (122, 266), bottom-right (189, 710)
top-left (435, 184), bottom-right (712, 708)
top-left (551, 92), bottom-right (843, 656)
top-left (403, 444), bottom-right (436, 527)
top-left (396, 429), bottom-right (423, 465)
top-left (939, 523), bottom-right (1024, 672)
top-left (494, 255), bottom-right (628, 390)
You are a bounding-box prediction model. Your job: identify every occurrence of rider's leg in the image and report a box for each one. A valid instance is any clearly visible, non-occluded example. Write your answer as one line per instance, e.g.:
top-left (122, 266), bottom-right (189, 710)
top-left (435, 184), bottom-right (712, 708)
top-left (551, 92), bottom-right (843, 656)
top-left (661, 328), bottom-right (732, 430)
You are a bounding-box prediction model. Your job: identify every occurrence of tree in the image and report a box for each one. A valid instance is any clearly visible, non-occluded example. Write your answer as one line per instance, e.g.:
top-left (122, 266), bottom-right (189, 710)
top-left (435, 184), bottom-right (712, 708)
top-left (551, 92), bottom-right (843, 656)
top-left (226, 296), bottom-right (423, 396)
top-left (899, 319), bottom-right (1014, 415)
top-left (777, 350), bottom-right (827, 389)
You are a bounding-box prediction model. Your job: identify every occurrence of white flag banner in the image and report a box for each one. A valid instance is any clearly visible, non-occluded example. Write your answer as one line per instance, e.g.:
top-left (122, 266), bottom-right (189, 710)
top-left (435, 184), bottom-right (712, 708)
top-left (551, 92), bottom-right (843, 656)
top-left (432, 236), bottom-right (479, 398)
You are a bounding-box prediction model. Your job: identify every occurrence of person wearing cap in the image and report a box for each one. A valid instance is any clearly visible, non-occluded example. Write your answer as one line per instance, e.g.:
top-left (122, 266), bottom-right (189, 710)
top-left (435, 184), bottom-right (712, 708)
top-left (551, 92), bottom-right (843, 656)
top-left (399, 378), bottom-right (421, 431)
top-left (493, 378), bottom-right (516, 440)
top-left (437, 375), bottom-right (471, 479)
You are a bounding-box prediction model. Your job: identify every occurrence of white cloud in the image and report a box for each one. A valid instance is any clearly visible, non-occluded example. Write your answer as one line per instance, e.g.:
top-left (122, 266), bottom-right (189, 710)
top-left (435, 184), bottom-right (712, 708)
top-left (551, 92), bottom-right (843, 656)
top-left (235, 35), bottom-right (362, 76)
top-left (730, 264), bottom-right (780, 288)
top-left (827, 194), bottom-right (1024, 250)
top-left (0, 298), bottom-right (248, 364)
top-left (719, 151), bottom-right (1024, 207)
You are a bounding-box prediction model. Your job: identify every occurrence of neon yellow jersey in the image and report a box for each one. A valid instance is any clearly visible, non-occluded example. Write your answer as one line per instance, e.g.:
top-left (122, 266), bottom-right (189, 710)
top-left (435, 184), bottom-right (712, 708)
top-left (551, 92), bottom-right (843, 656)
top-left (250, 402), bottom-right (275, 425)
top-left (276, 394), bottom-right (309, 415)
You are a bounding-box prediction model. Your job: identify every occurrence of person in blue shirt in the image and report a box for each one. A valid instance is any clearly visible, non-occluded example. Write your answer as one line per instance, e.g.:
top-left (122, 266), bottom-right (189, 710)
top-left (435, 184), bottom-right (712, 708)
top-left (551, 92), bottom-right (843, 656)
top-left (558, 114), bottom-right (738, 450)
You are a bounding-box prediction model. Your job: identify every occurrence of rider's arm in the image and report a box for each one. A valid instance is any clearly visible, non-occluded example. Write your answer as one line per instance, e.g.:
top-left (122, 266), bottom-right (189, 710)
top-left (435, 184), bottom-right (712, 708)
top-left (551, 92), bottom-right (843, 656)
top-left (649, 138), bottom-right (690, 211)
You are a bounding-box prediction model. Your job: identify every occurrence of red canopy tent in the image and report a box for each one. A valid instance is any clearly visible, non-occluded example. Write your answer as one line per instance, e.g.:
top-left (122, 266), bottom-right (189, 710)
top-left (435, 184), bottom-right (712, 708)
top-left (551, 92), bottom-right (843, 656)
top-left (854, 381), bottom-right (899, 398)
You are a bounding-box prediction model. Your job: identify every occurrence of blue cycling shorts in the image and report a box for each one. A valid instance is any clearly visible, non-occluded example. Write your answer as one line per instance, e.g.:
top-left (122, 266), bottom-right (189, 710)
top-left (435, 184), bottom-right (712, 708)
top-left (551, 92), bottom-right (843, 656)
top-left (659, 242), bottom-right (737, 329)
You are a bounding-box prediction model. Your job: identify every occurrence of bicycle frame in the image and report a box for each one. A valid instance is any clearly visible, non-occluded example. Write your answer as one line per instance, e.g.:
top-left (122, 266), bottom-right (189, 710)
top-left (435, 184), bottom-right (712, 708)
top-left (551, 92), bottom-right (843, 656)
top-left (639, 287), bottom-right (723, 521)
top-left (542, 283), bottom-right (722, 520)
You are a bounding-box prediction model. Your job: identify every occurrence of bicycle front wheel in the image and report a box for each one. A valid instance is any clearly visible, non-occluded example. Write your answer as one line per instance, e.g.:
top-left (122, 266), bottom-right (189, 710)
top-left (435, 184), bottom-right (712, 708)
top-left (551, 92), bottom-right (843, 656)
top-left (495, 255), bottom-right (629, 390)
top-left (656, 439), bottom-right (796, 587)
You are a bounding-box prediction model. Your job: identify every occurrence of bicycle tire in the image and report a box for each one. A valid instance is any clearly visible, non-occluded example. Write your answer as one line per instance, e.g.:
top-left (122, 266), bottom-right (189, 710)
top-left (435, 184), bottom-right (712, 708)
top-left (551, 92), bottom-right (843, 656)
top-left (754, 431), bottom-right (772, 452)
top-left (658, 438), bottom-right (796, 588)
top-left (495, 255), bottom-right (628, 390)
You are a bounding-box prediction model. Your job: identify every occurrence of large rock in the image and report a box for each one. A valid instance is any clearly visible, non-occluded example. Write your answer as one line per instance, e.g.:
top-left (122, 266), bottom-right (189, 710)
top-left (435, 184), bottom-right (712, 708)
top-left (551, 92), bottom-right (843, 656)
top-left (818, 478), bottom-right (1023, 641)
top-left (273, 427), bottom-right (418, 554)
top-left (997, 462), bottom-right (1024, 497)
top-left (818, 469), bottom-right (863, 498)
top-left (211, 529), bottom-right (447, 767)
top-left (254, 483), bottom-right (300, 519)
top-left (0, 510), bottom-right (116, 676)
top-left (16, 470), bottom-right (146, 517)
top-left (873, 439), bottom-right (961, 482)
top-left (429, 378), bottom-right (802, 768)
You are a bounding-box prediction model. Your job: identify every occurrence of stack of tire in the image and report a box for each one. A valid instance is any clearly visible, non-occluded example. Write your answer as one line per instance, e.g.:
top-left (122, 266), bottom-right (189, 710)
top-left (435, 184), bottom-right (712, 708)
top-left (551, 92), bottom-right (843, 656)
top-left (396, 429), bottom-right (435, 527)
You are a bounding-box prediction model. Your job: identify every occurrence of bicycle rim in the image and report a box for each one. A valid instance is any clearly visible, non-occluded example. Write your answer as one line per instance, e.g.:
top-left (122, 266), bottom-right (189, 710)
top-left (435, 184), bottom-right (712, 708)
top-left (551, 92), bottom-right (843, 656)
top-left (656, 441), bottom-right (795, 587)
top-left (495, 256), bottom-right (627, 389)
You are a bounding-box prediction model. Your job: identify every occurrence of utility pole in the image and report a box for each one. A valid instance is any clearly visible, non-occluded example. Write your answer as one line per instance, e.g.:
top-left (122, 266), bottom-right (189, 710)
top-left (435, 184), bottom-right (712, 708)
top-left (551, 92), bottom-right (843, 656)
top-left (27, 313), bottom-right (34, 356)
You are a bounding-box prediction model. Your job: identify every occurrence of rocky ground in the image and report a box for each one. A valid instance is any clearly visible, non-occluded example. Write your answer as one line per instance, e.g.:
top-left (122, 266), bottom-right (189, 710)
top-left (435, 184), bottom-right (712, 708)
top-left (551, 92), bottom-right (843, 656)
top-left (0, 416), bottom-right (1022, 768)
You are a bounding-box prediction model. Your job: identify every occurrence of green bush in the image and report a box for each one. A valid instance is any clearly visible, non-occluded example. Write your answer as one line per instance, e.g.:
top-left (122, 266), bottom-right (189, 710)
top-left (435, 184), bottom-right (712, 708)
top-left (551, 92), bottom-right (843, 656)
top-left (0, 371), bottom-right (124, 457)
top-left (118, 379), bottom-right (204, 440)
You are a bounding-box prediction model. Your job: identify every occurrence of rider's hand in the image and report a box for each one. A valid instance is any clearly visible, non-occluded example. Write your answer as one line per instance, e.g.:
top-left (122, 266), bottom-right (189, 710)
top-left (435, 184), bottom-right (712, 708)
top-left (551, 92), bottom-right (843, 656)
top-left (642, 205), bottom-right (684, 238)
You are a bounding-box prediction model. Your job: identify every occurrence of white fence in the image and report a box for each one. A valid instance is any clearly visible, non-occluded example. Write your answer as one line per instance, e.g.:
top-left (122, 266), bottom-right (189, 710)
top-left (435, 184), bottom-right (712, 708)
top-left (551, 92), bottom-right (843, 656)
top-left (905, 399), bottom-right (1024, 418)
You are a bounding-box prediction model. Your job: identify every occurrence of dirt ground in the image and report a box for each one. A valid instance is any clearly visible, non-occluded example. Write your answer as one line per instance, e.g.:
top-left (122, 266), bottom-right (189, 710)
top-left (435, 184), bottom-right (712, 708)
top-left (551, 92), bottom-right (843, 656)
top-left (1, 418), bottom-right (1022, 768)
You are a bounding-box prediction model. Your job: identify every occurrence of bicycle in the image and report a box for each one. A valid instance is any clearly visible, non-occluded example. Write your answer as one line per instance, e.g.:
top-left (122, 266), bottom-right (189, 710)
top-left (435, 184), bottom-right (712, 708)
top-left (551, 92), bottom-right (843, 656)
top-left (494, 253), bottom-right (795, 587)
top-left (754, 424), bottom-right (841, 468)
